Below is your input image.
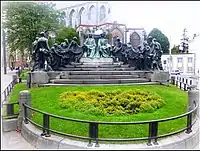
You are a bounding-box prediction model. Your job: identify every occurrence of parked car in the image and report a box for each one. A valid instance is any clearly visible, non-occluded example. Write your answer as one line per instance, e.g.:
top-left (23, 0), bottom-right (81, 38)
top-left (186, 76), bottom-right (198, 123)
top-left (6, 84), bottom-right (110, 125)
top-left (171, 69), bottom-right (181, 75)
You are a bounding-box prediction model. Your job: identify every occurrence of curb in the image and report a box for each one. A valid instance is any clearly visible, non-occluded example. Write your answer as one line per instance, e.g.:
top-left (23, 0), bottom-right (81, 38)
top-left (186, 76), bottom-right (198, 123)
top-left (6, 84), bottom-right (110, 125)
top-left (21, 118), bottom-right (199, 149)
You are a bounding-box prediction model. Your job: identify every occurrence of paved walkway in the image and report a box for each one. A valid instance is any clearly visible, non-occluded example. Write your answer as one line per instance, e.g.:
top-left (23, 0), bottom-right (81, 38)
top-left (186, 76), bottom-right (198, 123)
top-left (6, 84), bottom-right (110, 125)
top-left (1, 70), bottom-right (199, 149)
top-left (1, 70), bottom-right (36, 150)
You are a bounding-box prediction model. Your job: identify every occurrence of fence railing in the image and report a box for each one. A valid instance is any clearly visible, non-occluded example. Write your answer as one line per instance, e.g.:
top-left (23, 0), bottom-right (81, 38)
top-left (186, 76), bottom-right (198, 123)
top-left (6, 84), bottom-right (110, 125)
top-left (2, 102), bottom-right (19, 119)
top-left (2, 76), bottom-right (198, 146)
top-left (23, 101), bottom-right (198, 147)
top-left (1, 80), bottom-right (16, 104)
top-left (1, 78), bottom-right (19, 118)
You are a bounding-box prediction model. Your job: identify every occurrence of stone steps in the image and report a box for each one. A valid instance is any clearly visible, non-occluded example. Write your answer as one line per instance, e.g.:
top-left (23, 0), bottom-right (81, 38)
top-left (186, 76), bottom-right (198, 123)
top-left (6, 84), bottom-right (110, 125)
top-left (63, 64), bottom-right (130, 68)
top-left (50, 78), bottom-right (150, 84)
top-left (61, 74), bottom-right (140, 79)
top-left (40, 82), bottom-right (159, 87)
top-left (59, 67), bottom-right (136, 71)
top-left (63, 71), bottom-right (151, 75)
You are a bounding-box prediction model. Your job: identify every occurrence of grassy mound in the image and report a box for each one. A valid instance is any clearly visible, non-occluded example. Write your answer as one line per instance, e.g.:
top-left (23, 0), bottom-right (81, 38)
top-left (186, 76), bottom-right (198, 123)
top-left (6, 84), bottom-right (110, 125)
top-left (9, 84), bottom-right (188, 140)
top-left (60, 89), bottom-right (165, 116)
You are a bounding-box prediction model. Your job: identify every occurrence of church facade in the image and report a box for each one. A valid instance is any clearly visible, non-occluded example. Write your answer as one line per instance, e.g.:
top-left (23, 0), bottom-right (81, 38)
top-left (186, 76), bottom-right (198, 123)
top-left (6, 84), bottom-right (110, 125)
top-left (59, 2), bottom-right (146, 47)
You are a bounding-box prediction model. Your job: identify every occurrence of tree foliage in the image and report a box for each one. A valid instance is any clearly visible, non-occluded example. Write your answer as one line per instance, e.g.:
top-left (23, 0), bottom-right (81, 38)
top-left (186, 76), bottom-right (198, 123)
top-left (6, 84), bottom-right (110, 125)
top-left (171, 45), bottom-right (179, 54)
top-left (55, 26), bottom-right (80, 45)
top-left (148, 28), bottom-right (170, 54)
top-left (2, 2), bottom-right (65, 60)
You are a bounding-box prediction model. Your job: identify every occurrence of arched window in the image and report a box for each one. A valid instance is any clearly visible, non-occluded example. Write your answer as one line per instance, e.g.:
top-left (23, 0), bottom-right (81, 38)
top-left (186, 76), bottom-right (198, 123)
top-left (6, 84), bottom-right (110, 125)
top-left (88, 5), bottom-right (96, 24)
top-left (130, 32), bottom-right (141, 48)
top-left (69, 9), bottom-right (76, 28)
top-left (79, 7), bottom-right (86, 25)
top-left (108, 8), bottom-right (111, 14)
top-left (100, 5), bottom-right (106, 22)
top-left (110, 28), bottom-right (123, 45)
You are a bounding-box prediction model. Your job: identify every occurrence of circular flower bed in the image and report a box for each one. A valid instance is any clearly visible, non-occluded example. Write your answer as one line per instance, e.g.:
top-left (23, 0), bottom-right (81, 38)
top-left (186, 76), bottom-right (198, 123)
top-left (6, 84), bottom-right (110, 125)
top-left (59, 89), bottom-right (165, 116)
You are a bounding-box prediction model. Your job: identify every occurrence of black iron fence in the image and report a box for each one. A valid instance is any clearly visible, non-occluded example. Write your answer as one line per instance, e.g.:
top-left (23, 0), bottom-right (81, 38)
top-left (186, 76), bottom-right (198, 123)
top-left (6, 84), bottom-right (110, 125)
top-left (2, 77), bottom-right (198, 147)
top-left (1, 80), bottom-right (16, 104)
top-left (1, 79), bottom-right (19, 119)
top-left (2, 102), bottom-right (19, 119)
top-left (22, 101), bottom-right (198, 147)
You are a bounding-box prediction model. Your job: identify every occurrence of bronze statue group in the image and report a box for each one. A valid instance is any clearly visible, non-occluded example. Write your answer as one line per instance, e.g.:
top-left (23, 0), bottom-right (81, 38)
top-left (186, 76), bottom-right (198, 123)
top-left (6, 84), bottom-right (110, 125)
top-left (32, 32), bottom-right (163, 71)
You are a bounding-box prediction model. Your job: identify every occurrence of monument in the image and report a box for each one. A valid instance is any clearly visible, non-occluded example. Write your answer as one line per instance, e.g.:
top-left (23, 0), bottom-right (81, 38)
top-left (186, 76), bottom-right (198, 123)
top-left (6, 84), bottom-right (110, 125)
top-left (29, 29), bottom-right (168, 86)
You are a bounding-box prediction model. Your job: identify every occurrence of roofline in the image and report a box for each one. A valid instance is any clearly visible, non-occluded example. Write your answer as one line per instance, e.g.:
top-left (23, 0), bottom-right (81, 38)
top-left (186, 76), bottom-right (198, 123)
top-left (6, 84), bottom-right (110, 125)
top-left (58, 2), bottom-right (91, 11)
top-left (126, 28), bottom-right (145, 31)
top-left (58, 2), bottom-right (109, 11)
top-left (77, 22), bottom-right (126, 28)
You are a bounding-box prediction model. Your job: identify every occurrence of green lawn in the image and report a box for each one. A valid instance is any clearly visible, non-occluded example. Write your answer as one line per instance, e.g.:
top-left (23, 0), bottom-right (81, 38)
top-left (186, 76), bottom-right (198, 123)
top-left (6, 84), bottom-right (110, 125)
top-left (9, 84), bottom-right (188, 141)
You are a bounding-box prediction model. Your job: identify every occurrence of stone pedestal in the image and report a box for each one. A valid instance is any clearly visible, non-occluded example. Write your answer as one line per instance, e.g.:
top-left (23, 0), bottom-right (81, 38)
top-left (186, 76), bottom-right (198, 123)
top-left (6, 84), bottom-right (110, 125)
top-left (18, 90), bottom-right (31, 130)
top-left (30, 71), bottom-right (49, 84)
top-left (80, 57), bottom-right (113, 64)
top-left (148, 71), bottom-right (170, 84)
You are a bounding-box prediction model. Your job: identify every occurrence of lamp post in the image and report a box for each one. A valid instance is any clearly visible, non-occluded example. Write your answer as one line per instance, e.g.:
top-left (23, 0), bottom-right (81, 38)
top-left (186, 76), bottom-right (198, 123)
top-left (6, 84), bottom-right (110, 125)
top-left (2, 28), bottom-right (7, 74)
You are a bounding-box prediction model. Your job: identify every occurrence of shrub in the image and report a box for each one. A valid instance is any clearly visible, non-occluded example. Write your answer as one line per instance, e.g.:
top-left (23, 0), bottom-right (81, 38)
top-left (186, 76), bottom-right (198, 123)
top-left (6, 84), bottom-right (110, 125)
top-left (59, 89), bottom-right (165, 116)
top-left (20, 70), bottom-right (30, 80)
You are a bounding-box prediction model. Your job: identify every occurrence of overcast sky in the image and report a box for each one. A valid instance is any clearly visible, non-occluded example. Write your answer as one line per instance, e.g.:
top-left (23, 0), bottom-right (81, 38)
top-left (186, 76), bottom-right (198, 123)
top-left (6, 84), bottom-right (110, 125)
top-left (53, 1), bottom-right (200, 48)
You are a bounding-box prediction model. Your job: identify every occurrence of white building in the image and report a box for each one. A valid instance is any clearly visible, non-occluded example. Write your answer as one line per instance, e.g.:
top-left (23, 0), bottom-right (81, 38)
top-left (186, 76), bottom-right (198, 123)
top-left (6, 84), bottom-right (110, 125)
top-left (189, 35), bottom-right (200, 76)
top-left (59, 2), bottom-right (112, 28)
top-left (161, 53), bottom-right (195, 75)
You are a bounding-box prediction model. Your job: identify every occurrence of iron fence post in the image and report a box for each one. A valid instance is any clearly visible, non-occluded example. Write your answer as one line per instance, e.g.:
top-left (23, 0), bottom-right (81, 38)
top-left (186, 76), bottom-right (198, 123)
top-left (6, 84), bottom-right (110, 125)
top-left (173, 78), bottom-right (175, 85)
top-left (147, 122), bottom-right (159, 146)
top-left (7, 87), bottom-right (9, 96)
top-left (186, 113), bottom-right (192, 134)
top-left (88, 123), bottom-right (99, 147)
top-left (6, 104), bottom-right (14, 116)
top-left (4, 91), bottom-right (6, 101)
top-left (176, 80), bottom-right (178, 87)
top-left (184, 83), bottom-right (187, 91)
top-left (41, 114), bottom-right (51, 137)
top-left (179, 82), bottom-right (182, 89)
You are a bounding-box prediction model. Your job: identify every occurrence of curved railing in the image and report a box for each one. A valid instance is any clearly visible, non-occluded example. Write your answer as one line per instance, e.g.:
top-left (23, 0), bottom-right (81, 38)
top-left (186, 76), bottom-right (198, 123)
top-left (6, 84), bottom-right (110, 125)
top-left (23, 101), bottom-right (198, 147)
top-left (1, 79), bottom-right (19, 118)
top-left (1, 79), bottom-right (15, 104)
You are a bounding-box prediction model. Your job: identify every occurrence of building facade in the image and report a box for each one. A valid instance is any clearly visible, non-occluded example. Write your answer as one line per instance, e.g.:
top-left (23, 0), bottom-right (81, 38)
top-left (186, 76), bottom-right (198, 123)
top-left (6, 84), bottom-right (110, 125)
top-left (189, 35), bottom-right (200, 76)
top-left (161, 53), bottom-right (196, 75)
top-left (59, 2), bottom-right (146, 47)
top-left (59, 2), bottom-right (112, 28)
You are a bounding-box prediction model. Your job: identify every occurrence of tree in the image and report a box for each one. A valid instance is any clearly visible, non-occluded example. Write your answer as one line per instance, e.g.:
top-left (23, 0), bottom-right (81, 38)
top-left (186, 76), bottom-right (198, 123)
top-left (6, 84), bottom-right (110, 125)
top-left (2, 2), bottom-right (65, 65)
top-left (171, 45), bottom-right (179, 54)
top-left (55, 27), bottom-right (80, 45)
top-left (148, 28), bottom-right (170, 54)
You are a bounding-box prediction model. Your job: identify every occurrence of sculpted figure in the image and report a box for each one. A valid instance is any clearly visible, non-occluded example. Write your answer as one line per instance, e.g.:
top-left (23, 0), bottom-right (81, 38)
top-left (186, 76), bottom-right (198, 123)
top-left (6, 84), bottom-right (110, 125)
top-left (60, 38), bottom-right (69, 49)
top-left (112, 37), bottom-right (125, 62)
top-left (137, 45), bottom-right (145, 70)
top-left (152, 39), bottom-right (163, 70)
top-left (68, 37), bottom-right (84, 63)
top-left (143, 41), bottom-right (153, 70)
top-left (49, 43), bottom-right (69, 70)
top-left (98, 33), bottom-right (111, 58)
top-left (83, 34), bottom-right (97, 58)
top-left (125, 42), bottom-right (139, 68)
top-left (32, 32), bottom-right (52, 71)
